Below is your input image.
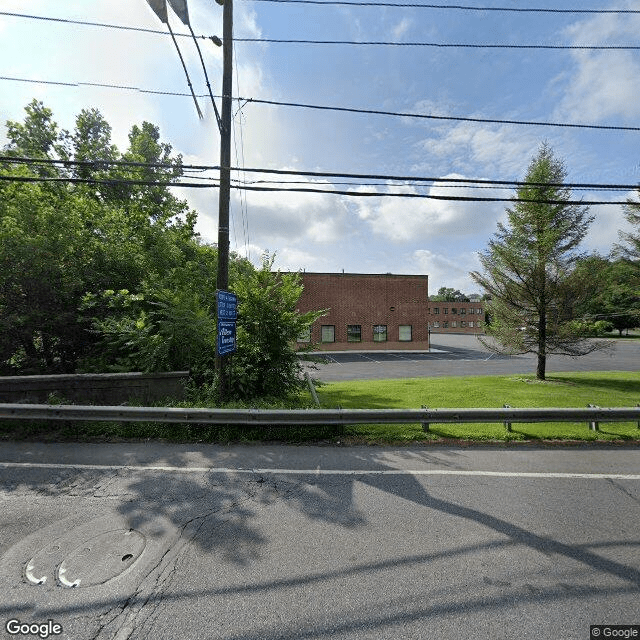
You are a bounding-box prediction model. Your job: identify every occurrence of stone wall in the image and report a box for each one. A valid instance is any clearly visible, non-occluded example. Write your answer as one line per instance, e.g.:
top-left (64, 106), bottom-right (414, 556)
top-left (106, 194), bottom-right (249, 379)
top-left (0, 371), bottom-right (190, 405)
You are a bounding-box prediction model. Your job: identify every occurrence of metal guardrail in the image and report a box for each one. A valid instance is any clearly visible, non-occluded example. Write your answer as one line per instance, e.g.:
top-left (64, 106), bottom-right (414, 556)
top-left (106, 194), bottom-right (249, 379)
top-left (1, 404), bottom-right (639, 431)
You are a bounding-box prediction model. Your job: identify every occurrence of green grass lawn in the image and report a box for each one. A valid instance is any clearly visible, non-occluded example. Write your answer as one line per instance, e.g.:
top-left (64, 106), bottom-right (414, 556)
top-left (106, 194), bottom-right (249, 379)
top-left (2, 371), bottom-right (639, 444)
top-left (316, 371), bottom-right (640, 443)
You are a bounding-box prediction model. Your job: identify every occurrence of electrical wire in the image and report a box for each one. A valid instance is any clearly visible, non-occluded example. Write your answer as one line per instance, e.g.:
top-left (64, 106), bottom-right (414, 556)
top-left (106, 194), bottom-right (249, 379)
top-left (241, 1), bottom-right (640, 13)
top-left (234, 38), bottom-right (640, 50)
top-left (3, 11), bottom-right (639, 50)
top-left (0, 173), bottom-right (633, 205)
top-left (3, 156), bottom-right (639, 191)
top-left (3, 75), bottom-right (640, 133)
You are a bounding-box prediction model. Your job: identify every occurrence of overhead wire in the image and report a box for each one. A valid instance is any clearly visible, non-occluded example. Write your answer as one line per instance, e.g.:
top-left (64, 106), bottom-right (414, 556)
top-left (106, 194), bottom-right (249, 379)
top-left (240, 1), bottom-right (640, 13)
top-left (0, 173), bottom-right (634, 205)
top-left (3, 156), bottom-right (639, 191)
top-left (2, 11), bottom-right (640, 50)
top-left (3, 75), bottom-right (640, 133)
top-left (234, 38), bottom-right (640, 49)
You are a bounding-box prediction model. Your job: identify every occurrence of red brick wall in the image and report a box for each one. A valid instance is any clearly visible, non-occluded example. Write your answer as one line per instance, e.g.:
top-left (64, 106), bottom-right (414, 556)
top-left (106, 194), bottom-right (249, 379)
top-left (296, 273), bottom-right (429, 350)
top-left (427, 301), bottom-right (485, 334)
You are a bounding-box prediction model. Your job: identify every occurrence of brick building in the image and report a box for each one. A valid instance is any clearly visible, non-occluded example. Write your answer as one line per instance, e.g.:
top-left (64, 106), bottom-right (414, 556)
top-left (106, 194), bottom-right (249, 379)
top-left (296, 273), bottom-right (430, 350)
top-left (427, 300), bottom-right (485, 334)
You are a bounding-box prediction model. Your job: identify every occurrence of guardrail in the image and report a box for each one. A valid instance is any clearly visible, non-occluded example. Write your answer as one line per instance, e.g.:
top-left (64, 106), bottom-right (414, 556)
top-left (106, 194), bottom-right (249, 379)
top-left (1, 404), bottom-right (639, 432)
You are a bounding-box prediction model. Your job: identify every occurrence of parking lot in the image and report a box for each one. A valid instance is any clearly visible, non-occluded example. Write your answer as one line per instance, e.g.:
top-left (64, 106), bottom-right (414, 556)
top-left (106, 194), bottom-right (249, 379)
top-left (302, 334), bottom-right (640, 381)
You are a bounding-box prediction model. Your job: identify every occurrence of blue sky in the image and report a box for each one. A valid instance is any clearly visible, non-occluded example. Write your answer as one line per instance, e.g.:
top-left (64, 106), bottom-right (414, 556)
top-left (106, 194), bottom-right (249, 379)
top-left (1, 0), bottom-right (639, 294)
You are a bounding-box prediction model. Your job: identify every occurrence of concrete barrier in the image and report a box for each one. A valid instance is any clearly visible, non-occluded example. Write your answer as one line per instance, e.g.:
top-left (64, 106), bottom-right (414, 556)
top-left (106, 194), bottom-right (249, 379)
top-left (0, 372), bottom-right (190, 405)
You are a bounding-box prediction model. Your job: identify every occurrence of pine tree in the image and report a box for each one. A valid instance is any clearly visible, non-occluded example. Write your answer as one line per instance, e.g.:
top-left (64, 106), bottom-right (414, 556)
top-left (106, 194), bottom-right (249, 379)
top-left (471, 143), bottom-right (606, 380)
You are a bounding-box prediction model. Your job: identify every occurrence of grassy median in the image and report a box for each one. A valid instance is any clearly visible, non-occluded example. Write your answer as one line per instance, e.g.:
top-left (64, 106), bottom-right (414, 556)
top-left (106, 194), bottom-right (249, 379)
top-left (317, 371), bottom-right (640, 443)
top-left (1, 371), bottom-right (639, 444)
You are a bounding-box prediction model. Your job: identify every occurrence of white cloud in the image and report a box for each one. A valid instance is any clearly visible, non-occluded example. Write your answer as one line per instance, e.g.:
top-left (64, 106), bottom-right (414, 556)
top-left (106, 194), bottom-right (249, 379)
top-left (415, 121), bottom-right (543, 178)
top-left (392, 18), bottom-right (413, 40)
top-left (353, 177), bottom-right (505, 242)
top-left (583, 193), bottom-right (637, 254)
top-left (556, 6), bottom-right (640, 123)
top-left (412, 249), bottom-right (482, 295)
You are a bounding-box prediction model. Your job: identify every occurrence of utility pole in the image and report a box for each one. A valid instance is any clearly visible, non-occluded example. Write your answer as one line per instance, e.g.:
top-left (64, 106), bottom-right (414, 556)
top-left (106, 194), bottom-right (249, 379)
top-left (215, 0), bottom-right (233, 399)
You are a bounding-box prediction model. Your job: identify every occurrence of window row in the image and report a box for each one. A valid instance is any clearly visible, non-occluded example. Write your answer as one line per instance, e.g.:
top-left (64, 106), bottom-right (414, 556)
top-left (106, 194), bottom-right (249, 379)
top-left (430, 321), bottom-right (482, 329)
top-left (298, 324), bottom-right (414, 343)
top-left (431, 307), bottom-right (483, 315)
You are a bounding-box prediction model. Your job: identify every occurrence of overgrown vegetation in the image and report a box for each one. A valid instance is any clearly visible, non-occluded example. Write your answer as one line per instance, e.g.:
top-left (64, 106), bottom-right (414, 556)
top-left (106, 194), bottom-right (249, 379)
top-left (1, 100), bottom-right (321, 401)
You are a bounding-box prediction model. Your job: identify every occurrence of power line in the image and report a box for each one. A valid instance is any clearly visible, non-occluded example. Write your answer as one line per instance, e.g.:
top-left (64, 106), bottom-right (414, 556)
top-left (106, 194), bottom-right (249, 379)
top-left (242, 1), bottom-right (640, 13)
top-left (235, 38), bottom-right (640, 50)
top-left (0, 173), bottom-right (633, 205)
top-left (3, 156), bottom-right (639, 191)
top-left (3, 75), bottom-right (640, 133)
top-left (0, 11), bottom-right (198, 38)
top-left (3, 11), bottom-right (639, 50)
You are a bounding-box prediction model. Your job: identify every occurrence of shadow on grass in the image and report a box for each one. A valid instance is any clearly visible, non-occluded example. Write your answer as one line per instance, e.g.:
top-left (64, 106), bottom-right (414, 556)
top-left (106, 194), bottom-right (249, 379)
top-left (547, 374), bottom-right (640, 396)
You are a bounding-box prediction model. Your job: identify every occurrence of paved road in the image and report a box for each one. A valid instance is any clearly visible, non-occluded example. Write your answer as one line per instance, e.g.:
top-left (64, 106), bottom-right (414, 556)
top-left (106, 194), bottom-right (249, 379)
top-left (1, 442), bottom-right (638, 639)
top-left (303, 335), bottom-right (640, 381)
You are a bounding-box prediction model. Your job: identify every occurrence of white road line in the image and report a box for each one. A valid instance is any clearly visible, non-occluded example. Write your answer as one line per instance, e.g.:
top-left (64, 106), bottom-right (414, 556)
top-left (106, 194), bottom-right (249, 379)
top-left (0, 462), bottom-right (638, 480)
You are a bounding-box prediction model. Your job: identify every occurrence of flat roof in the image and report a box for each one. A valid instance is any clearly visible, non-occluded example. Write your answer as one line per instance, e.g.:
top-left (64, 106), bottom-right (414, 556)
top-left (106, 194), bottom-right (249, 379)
top-left (300, 272), bottom-right (428, 278)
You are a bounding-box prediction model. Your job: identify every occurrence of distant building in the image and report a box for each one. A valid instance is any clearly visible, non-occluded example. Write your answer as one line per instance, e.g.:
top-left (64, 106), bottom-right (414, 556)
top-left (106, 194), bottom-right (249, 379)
top-left (427, 301), bottom-right (485, 334)
top-left (296, 273), bottom-right (430, 350)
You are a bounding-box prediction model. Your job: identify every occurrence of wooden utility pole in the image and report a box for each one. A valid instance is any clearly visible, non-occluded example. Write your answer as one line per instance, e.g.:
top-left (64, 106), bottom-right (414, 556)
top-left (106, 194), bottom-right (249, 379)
top-left (215, 0), bottom-right (233, 398)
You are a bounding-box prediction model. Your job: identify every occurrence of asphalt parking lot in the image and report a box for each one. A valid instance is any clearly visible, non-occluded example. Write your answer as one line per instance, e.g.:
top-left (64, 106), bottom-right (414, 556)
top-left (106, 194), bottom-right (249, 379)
top-left (302, 334), bottom-right (640, 381)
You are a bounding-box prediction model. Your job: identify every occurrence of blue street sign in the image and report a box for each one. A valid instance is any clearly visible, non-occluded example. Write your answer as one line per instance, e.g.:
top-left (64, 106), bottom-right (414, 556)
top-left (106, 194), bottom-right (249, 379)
top-left (217, 319), bottom-right (236, 356)
top-left (216, 290), bottom-right (237, 321)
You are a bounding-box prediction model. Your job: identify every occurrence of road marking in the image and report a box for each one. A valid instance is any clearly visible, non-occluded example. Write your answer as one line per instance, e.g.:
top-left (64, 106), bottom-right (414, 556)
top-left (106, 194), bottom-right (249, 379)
top-left (0, 462), bottom-right (638, 480)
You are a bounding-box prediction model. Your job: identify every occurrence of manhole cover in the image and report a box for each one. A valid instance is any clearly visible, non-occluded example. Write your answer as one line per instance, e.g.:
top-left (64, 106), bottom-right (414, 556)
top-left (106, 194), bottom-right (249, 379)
top-left (25, 529), bottom-right (146, 588)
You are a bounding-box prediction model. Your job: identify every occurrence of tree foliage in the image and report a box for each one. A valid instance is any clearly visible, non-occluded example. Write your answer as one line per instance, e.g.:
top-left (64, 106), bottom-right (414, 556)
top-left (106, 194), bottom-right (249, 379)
top-left (225, 254), bottom-right (326, 400)
top-left (1, 101), bottom-right (323, 401)
top-left (470, 143), bottom-right (607, 380)
top-left (572, 255), bottom-right (640, 336)
top-left (429, 287), bottom-right (470, 302)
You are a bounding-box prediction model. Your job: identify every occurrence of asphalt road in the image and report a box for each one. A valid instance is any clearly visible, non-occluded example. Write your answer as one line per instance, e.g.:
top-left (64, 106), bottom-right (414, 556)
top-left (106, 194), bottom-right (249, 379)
top-left (303, 334), bottom-right (640, 381)
top-left (1, 442), bottom-right (639, 640)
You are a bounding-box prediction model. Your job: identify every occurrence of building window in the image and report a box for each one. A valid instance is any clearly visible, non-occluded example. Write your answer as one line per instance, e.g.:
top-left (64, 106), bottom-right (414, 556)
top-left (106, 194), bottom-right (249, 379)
top-left (321, 325), bottom-right (335, 343)
top-left (443, 308), bottom-right (449, 315)
top-left (443, 321), bottom-right (449, 329)
top-left (433, 307), bottom-right (440, 314)
top-left (468, 321), bottom-right (474, 328)
top-left (399, 325), bottom-right (412, 341)
top-left (476, 321), bottom-right (483, 327)
top-left (297, 327), bottom-right (311, 343)
top-left (461, 321), bottom-right (466, 327)
top-left (347, 325), bottom-right (362, 342)
top-left (451, 308), bottom-right (457, 315)
top-left (433, 322), bottom-right (440, 328)
top-left (373, 324), bottom-right (387, 342)
top-left (460, 308), bottom-right (466, 315)
top-left (476, 308), bottom-right (482, 314)
top-left (451, 321), bottom-right (457, 328)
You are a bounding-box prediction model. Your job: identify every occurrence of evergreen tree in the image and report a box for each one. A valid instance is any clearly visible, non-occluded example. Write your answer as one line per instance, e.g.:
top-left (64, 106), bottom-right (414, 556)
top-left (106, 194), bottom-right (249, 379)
top-left (470, 143), bottom-right (607, 380)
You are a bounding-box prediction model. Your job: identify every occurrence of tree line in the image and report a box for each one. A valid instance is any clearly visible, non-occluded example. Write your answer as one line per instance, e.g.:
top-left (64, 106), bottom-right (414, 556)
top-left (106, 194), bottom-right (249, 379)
top-left (0, 100), bottom-right (322, 399)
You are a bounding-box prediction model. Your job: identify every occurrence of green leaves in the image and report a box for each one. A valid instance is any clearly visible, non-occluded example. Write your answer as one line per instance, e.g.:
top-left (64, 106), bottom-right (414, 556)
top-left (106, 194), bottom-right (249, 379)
top-left (471, 143), bottom-right (604, 380)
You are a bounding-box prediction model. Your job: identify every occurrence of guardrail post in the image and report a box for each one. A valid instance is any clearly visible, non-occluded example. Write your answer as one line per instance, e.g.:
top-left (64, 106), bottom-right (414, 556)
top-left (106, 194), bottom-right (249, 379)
top-left (305, 372), bottom-right (320, 407)
top-left (421, 405), bottom-right (429, 433)
top-left (637, 404), bottom-right (640, 430)
top-left (503, 404), bottom-right (512, 432)
top-left (587, 404), bottom-right (600, 432)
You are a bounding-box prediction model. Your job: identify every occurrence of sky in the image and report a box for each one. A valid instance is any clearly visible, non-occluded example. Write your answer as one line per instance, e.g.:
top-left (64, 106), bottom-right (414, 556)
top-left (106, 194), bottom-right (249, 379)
top-left (1, 0), bottom-right (639, 295)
